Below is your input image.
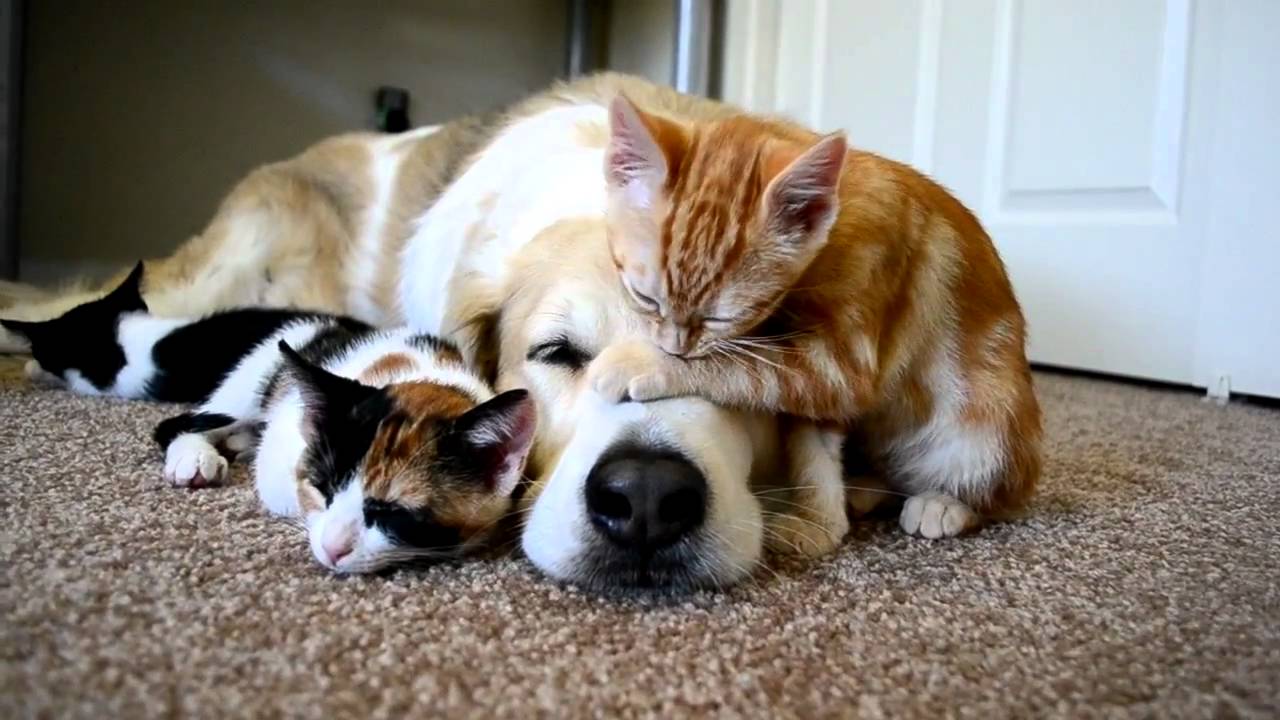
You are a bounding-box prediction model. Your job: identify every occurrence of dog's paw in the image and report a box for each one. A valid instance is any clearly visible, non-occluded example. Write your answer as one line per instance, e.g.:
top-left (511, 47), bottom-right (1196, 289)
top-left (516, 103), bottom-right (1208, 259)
top-left (845, 476), bottom-right (895, 518)
top-left (766, 510), bottom-right (848, 558)
top-left (588, 339), bottom-right (676, 403)
top-left (164, 435), bottom-right (229, 489)
top-left (899, 492), bottom-right (979, 539)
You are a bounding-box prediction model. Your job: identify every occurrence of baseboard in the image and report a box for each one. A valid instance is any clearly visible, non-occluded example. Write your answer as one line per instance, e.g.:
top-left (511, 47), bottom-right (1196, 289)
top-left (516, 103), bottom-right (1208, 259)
top-left (1032, 363), bottom-right (1279, 408)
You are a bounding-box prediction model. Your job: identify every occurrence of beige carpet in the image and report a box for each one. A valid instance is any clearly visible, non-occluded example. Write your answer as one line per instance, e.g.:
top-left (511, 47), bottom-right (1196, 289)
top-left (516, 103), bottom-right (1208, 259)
top-left (2, 362), bottom-right (1278, 719)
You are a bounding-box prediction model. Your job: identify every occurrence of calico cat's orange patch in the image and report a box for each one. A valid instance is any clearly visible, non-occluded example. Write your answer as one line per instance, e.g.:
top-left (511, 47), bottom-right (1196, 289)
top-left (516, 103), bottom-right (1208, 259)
top-left (385, 382), bottom-right (476, 418)
top-left (358, 353), bottom-right (418, 384)
top-left (361, 383), bottom-right (478, 508)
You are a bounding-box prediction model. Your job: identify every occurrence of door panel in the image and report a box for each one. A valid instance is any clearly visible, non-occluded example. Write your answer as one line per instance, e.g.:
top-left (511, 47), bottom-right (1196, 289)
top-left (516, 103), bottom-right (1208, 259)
top-left (724, 0), bottom-right (1238, 388)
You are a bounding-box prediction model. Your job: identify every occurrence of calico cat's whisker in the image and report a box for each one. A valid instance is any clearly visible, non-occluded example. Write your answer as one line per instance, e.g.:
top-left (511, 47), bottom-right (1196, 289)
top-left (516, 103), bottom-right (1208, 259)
top-left (378, 549), bottom-right (456, 563)
top-left (277, 518), bottom-right (310, 533)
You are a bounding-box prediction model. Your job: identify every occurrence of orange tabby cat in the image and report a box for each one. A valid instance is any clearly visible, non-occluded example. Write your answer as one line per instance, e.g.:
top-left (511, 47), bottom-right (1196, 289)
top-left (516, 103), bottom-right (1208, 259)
top-left (589, 95), bottom-right (1042, 542)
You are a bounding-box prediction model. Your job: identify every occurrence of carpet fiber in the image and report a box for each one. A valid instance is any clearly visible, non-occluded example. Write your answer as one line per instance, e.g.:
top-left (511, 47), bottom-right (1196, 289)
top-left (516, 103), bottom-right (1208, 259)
top-left (2, 363), bottom-right (1278, 718)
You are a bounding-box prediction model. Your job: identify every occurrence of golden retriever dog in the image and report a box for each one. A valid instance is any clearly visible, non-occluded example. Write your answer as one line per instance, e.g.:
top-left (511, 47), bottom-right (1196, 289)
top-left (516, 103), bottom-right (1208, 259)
top-left (2, 74), bottom-right (845, 590)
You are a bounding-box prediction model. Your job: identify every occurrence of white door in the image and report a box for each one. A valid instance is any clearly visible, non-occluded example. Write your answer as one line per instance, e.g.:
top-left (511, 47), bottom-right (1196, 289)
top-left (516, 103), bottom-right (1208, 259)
top-left (723, 0), bottom-right (1280, 398)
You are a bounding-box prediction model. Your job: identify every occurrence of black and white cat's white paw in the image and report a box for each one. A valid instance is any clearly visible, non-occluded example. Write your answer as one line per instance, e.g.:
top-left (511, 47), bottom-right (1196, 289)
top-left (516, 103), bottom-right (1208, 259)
top-left (163, 435), bottom-right (229, 488)
top-left (899, 492), bottom-right (979, 539)
top-left (23, 359), bottom-right (64, 387)
top-left (0, 325), bottom-right (31, 354)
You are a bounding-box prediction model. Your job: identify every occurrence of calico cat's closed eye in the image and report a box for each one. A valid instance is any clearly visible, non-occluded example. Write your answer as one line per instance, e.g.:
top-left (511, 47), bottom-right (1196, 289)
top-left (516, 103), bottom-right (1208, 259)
top-left (363, 499), bottom-right (461, 549)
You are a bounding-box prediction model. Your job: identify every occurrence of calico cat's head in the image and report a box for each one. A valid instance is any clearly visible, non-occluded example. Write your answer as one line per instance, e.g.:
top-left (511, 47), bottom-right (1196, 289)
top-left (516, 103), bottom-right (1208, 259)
top-left (603, 96), bottom-right (848, 357)
top-left (278, 342), bottom-right (537, 574)
top-left (0, 261), bottom-right (148, 388)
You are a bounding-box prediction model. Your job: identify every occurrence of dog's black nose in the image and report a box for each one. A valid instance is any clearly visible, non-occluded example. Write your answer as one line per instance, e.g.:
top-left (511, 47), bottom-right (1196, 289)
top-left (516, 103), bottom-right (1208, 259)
top-left (585, 445), bottom-right (707, 552)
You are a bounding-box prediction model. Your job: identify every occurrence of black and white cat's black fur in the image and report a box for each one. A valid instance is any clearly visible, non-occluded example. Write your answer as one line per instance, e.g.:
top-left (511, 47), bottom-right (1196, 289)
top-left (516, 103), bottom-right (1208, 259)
top-left (2, 263), bottom-right (538, 574)
top-left (1, 262), bottom-right (367, 401)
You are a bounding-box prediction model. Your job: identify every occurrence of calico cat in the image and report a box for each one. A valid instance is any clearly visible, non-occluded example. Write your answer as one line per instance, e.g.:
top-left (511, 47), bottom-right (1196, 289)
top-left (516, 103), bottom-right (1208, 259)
top-left (588, 96), bottom-right (1042, 542)
top-left (161, 327), bottom-right (535, 574)
top-left (3, 263), bottom-right (537, 573)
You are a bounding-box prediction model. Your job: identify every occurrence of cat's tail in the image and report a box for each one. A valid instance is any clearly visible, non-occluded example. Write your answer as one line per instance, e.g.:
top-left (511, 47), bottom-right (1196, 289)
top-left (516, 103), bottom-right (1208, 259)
top-left (0, 279), bottom-right (53, 309)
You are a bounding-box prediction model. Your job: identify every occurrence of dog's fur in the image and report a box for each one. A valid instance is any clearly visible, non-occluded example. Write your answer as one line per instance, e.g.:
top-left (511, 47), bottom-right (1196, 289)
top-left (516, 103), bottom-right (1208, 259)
top-left (4, 74), bottom-right (822, 590)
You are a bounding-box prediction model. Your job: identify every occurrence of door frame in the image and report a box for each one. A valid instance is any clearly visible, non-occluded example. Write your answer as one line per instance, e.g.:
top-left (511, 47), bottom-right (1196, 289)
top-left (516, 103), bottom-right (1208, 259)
top-left (1, 0), bottom-right (23, 280)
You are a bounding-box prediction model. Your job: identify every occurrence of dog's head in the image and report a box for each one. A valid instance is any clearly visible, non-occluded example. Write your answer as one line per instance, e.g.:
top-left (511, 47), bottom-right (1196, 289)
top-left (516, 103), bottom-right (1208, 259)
top-left (491, 218), bottom-right (784, 591)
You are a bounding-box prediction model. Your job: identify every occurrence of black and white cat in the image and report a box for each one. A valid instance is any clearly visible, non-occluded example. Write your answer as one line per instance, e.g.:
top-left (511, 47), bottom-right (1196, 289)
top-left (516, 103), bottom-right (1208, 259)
top-left (1, 262), bottom-right (365, 401)
top-left (2, 264), bottom-right (537, 574)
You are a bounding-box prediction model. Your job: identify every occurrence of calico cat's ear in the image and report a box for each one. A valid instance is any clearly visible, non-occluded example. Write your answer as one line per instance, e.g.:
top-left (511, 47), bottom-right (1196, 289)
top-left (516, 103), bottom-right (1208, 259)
top-left (102, 261), bottom-right (149, 313)
top-left (764, 132), bottom-right (848, 242)
top-left (449, 388), bottom-right (536, 498)
top-left (605, 95), bottom-right (685, 210)
top-left (278, 340), bottom-right (378, 425)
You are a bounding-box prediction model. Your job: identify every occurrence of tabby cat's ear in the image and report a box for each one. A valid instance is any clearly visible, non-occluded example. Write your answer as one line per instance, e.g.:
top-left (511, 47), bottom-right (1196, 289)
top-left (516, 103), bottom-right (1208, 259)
top-left (102, 261), bottom-right (149, 313)
top-left (764, 132), bottom-right (848, 244)
top-left (605, 95), bottom-right (684, 210)
top-left (450, 388), bottom-right (536, 498)
top-left (278, 340), bottom-right (378, 426)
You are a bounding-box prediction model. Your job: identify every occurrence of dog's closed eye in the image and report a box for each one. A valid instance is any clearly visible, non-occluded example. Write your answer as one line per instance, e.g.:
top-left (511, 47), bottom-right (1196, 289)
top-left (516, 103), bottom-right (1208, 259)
top-left (526, 336), bottom-right (591, 371)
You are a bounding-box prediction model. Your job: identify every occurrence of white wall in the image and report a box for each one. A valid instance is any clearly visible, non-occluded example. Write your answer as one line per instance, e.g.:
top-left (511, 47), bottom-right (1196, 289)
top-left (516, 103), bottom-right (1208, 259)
top-left (607, 0), bottom-right (675, 85)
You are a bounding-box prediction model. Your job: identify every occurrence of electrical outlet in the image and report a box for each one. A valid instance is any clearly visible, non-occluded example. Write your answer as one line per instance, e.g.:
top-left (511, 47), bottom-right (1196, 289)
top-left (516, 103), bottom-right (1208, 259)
top-left (375, 86), bottom-right (411, 133)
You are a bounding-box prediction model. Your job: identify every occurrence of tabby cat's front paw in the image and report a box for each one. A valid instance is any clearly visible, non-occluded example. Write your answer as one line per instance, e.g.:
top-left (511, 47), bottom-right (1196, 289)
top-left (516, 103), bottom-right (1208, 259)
top-left (899, 492), bottom-right (979, 539)
top-left (588, 339), bottom-right (678, 403)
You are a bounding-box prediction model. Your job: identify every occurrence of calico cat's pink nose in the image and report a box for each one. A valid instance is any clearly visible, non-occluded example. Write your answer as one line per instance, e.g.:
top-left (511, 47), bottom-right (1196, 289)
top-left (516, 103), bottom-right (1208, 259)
top-left (322, 535), bottom-right (355, 565)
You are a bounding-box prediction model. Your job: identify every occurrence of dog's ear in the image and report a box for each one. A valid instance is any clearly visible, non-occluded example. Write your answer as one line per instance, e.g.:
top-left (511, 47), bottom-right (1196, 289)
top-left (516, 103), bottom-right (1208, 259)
top-left (102, 261), bottom-right (148, 313)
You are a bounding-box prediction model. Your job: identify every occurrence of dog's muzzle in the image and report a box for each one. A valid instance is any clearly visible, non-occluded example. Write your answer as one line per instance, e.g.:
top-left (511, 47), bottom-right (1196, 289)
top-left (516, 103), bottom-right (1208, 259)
top-left (577, 440), bottom-right (714, 589)
top-left (520, 391), bottom-right (765, 594)
top-left (585, 442), bottom-right (707, 553)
